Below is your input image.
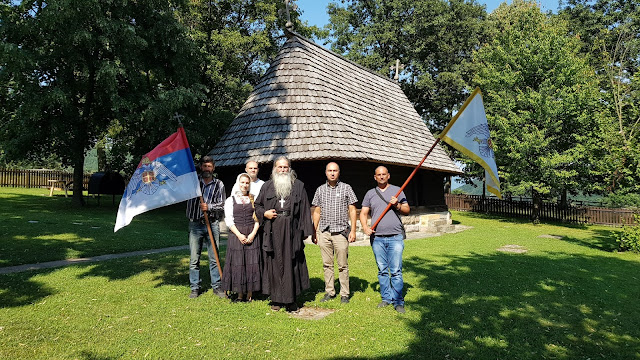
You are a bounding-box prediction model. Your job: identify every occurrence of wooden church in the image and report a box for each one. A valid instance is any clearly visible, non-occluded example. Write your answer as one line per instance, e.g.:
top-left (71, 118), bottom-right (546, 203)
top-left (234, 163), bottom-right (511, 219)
top-left (209, 30), bottom-right (462, 210)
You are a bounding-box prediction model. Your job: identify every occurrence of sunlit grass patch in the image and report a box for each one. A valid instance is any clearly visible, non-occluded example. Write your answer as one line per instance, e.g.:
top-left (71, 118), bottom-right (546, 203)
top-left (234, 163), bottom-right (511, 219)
top-left (0, 191), bottom-right (639, 358)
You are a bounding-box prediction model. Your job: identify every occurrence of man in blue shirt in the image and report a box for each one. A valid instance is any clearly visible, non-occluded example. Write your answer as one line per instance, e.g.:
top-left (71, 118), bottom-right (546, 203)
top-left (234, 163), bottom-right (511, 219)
top-left (360, 166), bottom-right (410, 313)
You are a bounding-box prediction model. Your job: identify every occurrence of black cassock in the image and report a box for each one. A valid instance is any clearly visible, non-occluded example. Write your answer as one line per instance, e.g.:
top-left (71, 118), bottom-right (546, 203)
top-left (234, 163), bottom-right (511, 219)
top-left (255, 179), bottom-right (313, 304)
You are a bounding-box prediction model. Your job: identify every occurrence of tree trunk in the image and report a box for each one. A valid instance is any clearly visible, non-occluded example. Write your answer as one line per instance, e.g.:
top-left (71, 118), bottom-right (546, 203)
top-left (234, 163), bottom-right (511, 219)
top-left (532, 189), bottom-right (541, 224)
top-left (97, 139), bottom-right (106, 172)
top-left (72, 151), bottom-right (85, 207)
top-left (482, 179), bottom-right (487, 212)
top-left (560, 188), bottom-right (568, 209)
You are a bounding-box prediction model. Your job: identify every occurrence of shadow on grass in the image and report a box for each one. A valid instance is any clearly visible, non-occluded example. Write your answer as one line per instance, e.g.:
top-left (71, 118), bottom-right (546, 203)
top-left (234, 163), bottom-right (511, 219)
top-left (328, 251), bottom-right (640, 359)
top-left (0, 190), bottom-right (187, 267)
top-left (2, 246), bottom-right (639, 358)
top-left (78, 350), bottom-right (116, 360)
top-left (560, 228), bottom-right (620, 252)
top-left (295, 276), bottom-right (371, 305)
top-left (0, 271), bottom-right (56, 307)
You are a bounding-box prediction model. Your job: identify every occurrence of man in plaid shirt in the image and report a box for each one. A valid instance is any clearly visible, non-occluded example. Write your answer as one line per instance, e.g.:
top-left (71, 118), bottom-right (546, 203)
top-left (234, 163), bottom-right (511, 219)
top-left (185, 156), bottom-right (226, 299)
top-left (312, 162), bottom-right (358, 303)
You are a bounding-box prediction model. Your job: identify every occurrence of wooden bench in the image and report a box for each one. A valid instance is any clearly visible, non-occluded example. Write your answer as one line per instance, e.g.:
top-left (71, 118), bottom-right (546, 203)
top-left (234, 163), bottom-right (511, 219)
top-left (48, 180), bottom-right (73, 197)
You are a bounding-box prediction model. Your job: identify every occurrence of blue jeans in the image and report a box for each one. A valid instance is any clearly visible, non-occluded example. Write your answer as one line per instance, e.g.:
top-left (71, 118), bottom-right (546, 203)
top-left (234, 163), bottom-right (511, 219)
top-left (371, 234), bottom-right (404, 306)
top-left (189, 220), bottom-right (221, 291)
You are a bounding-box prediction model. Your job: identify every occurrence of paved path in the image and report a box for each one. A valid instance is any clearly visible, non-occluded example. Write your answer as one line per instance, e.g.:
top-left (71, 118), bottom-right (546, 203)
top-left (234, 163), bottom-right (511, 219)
top-left (0, 245), bottom-right (189, 275)
top-left (1, 225), bottom-right (471, 275)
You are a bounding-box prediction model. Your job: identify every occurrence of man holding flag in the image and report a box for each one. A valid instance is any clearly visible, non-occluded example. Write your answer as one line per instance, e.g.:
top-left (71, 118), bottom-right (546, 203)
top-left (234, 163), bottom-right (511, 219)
top-left (362, 87), bottom-right (501, 238)
top-left (360, 166), bottom-right (410, 314)
top-left (357, 87), bottom-right (500, 313)
top-left (186, 156), bottom-right (226, 299)
top-left (114, 126), bottom-right (226, 299)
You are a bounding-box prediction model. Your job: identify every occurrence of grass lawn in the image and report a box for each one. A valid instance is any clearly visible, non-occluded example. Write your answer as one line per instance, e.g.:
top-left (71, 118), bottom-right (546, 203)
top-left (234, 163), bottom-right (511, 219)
top-left (0, 187), bottom-right (190, 267)
top-left (1, 187), bottom-right (640, 359)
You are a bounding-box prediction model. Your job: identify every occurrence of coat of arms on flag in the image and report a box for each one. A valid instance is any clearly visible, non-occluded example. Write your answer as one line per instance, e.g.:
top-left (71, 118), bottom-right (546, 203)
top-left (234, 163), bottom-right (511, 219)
top-left (125, 156), bottom-right (178, 197)
top-left (440, 87), bottom-right (502, 198)
top-left (114, 127), bottom-right (201, 232)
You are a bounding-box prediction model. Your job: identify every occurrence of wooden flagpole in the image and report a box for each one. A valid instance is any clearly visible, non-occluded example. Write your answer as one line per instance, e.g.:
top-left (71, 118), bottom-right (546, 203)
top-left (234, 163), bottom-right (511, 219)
top-left (175, 113), bottom-right (223, 279)
top-left (369, 88), bottom-right (482, 231)
top-left (199, 197), bottom-right (223, 279)
top-left (370, 137), bottom-right (442, 231)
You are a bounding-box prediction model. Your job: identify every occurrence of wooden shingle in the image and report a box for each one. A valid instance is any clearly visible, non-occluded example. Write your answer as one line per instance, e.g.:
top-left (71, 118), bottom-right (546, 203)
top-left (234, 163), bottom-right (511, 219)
top-left (210, 31), bottom-right (461, 175)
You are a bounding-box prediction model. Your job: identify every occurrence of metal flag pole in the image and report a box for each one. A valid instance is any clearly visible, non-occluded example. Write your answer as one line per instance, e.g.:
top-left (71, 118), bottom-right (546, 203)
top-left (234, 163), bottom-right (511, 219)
top-left (370, 137), bottom-right (442, 231)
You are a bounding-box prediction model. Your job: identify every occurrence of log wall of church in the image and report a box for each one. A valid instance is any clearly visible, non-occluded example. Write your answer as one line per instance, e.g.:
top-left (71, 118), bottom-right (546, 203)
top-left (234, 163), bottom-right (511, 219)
top-left (215, 159), bottom-right (449, 209)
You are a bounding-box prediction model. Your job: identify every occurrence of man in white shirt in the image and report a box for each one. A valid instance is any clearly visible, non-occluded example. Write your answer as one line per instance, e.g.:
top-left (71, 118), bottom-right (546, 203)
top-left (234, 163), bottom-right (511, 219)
top-left (245, 160), bottom-right (264, 198)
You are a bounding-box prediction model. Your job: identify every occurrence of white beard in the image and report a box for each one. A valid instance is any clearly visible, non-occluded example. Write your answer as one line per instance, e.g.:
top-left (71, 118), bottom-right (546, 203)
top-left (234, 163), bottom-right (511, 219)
top-left (273, 172), bottom-right (294, 199)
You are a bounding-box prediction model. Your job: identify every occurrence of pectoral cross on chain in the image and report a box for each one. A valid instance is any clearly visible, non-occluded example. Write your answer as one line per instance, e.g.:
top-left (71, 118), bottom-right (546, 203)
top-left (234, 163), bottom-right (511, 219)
top-left (279, 198), bottom-right (286, 208)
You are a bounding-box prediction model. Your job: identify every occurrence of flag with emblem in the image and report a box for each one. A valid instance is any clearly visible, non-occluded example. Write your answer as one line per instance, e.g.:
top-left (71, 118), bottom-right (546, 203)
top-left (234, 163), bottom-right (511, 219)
top-left (114, 127), bottom-right (201, 232)
top-left (440, 87), bottom-right (502, 198)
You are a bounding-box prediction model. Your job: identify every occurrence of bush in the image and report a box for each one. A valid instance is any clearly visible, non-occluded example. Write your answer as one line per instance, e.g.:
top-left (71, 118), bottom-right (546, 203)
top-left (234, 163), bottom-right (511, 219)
top-left (603, 193), bottom-right (640, 209)
top-left (616, 214), bottom-right (640, 253)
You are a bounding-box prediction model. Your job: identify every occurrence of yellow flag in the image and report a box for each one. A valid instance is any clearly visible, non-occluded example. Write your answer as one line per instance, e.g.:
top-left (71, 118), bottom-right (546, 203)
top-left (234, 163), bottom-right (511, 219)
top-left (440, 88), bottom-right (501, 198)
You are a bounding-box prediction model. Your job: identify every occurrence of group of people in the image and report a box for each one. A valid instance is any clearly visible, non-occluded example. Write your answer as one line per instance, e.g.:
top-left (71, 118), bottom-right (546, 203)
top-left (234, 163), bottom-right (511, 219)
top-left (186, 156), bottom-right (409, 314)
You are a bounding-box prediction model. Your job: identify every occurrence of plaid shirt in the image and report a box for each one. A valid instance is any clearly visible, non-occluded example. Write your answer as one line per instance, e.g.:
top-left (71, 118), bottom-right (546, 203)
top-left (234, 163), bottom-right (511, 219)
top-left (312, 180), bottom-right (357, 233)
top-left (186, 177), bottom-right (226, 221)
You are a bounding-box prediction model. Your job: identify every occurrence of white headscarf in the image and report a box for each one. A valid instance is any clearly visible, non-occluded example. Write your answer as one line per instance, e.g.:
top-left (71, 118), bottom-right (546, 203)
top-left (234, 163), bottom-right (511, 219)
top-left (230, 173), bottom-right (252, 200)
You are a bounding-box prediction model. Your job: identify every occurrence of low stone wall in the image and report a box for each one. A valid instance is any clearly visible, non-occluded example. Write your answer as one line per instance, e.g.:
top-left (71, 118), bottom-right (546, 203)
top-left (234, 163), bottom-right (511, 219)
top-left (221, 208), bottom-right (453, 243)
top-left (354, 208), bottom-right (452, 241)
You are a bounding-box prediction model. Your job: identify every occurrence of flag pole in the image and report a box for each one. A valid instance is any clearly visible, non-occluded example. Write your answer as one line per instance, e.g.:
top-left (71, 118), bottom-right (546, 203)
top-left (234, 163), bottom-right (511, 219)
top-left (199, 197), bottom-right (223, 279)
top-left (175, 113), bottom-right (223, 279)
top-left (370, 137), bottom-right (442, 231)
top-left (370, 87), bottom-right (484, 231)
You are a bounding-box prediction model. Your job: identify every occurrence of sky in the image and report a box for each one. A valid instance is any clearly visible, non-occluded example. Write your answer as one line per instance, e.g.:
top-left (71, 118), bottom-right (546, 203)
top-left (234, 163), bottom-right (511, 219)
top-left (295, 0), bottom-right (561, 29)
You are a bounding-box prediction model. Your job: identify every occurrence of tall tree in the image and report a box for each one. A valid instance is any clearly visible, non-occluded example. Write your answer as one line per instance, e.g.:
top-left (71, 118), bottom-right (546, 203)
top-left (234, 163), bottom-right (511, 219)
top-left (325, 0), bottom-right (487, 132)
top-left (108, 0), bottom-right (318, 174)
top-left (560, 0), bottom-right (640, 194)
top-left (472, 0), bottom-right (605, 219)
top-left (0, 0), bottom-right (205, 206)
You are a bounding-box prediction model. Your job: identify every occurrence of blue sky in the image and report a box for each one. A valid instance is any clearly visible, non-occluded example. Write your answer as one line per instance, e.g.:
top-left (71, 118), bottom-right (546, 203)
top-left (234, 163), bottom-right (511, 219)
top-left (295, 0), bottom-right (560, 28)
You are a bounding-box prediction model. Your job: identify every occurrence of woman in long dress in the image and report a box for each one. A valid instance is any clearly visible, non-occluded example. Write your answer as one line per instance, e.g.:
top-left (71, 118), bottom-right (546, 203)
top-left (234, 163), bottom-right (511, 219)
top-left (222, 173), bottom-right (261, 301)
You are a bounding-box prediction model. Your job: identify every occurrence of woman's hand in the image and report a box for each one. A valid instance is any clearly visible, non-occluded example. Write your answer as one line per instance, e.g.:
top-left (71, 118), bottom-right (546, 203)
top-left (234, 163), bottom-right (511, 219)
top-left (237, 234), bottom-right (247, 244)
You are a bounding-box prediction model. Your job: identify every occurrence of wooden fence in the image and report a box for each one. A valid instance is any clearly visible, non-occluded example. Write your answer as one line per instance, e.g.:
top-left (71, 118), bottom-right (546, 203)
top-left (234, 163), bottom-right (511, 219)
top-left (445, 194), bottom-right (637, 226)
top-left (0, 169), bottom-right (91, 189)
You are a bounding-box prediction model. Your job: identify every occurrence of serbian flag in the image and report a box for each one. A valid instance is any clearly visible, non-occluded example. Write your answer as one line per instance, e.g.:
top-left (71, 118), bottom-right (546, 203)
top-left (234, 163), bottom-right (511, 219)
top-left (114, 127), bottom-right (201, 232)
top-left (440, 87), bottom-right (502, 198)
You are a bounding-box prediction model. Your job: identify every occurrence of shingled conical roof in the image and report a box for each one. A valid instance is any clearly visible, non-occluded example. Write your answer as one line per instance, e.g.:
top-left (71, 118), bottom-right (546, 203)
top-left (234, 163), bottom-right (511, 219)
top-left (210, 31), bottom-right (461, 175)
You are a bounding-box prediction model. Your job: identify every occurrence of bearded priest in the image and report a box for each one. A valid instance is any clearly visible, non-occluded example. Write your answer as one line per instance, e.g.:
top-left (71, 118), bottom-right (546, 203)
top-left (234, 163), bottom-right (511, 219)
top-left (255, 156), bottom-right (313, 312)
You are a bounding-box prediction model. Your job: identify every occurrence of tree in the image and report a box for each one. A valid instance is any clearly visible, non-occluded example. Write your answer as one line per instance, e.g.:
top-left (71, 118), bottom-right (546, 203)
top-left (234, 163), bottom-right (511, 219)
top-left (325, 0), bottom-right (487, 132)
top-left (107, 0), bottom-right (319, 174)
top-left (559, 0), bottom-right (640, 194)
top-left (0, 0), bottom-right (205, 206)
top-left (472, 0), bottom-right (605, 220)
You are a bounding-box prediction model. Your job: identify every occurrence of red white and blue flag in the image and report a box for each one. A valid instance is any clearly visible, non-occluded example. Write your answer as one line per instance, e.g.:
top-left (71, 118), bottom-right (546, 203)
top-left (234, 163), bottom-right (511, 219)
top-left (114, 127), bottom-right (201, 232)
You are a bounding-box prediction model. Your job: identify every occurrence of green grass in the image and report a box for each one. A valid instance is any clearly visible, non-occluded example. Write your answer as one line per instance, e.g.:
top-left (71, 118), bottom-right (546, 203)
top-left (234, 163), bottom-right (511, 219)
top-left (0, 187), bottom-right (190, 267)
top-left (1, 188), bottom-right (640, 359)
